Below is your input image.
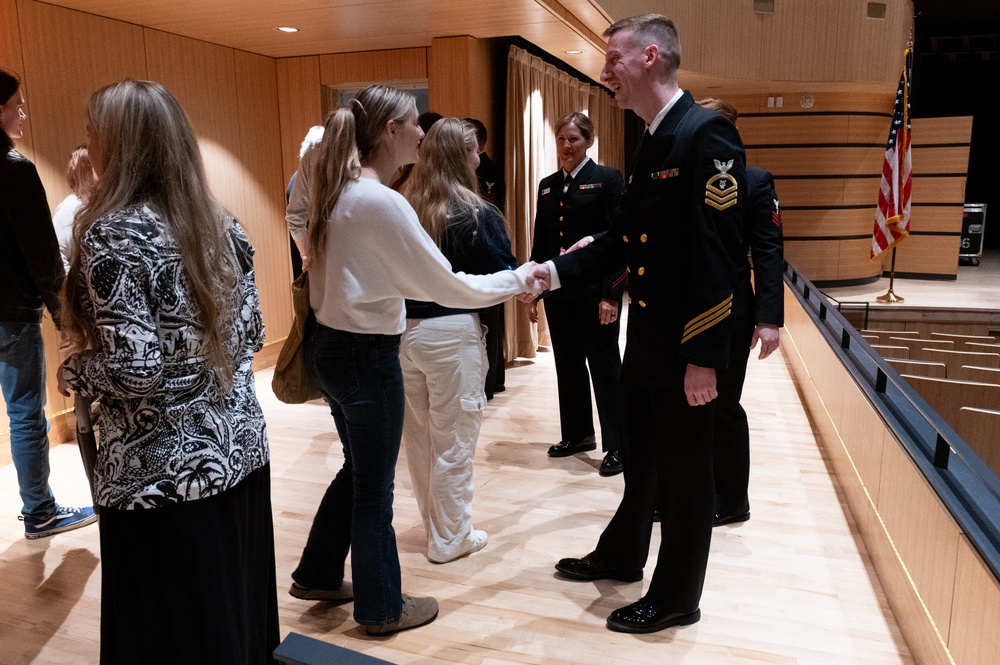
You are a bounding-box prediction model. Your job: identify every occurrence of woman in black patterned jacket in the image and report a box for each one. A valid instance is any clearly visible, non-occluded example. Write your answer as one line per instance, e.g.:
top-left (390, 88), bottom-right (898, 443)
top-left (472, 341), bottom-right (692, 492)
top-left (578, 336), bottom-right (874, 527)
top-left (59, 80), bottom-right (279, 665)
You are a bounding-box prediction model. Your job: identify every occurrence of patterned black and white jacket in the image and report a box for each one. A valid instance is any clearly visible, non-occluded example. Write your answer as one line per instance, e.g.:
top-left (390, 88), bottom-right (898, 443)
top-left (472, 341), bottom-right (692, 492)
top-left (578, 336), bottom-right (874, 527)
top-left (65, 203), bottom-right (269, 510)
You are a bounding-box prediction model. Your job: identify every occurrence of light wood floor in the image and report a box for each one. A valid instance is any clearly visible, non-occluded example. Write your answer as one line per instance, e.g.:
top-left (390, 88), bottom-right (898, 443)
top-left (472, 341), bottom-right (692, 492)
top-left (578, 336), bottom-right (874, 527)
top-left (0, 331), bottom-right (916, 664)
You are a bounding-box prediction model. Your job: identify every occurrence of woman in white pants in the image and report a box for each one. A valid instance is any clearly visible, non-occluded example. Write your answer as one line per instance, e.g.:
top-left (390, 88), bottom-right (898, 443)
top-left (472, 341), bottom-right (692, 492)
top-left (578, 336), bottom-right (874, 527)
top-left (400, 119), bottom-right (516, 563)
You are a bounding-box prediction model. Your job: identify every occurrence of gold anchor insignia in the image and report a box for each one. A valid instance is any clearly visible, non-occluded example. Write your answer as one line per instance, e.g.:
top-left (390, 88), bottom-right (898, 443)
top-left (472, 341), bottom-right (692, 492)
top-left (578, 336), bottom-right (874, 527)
top-left (705, 159), bottom-right (738, 211)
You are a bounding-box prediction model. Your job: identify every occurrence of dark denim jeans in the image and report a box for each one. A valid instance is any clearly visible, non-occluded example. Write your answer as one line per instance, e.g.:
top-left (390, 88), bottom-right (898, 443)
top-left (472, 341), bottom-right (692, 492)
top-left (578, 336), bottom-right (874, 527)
top-left (293, 323), bottom-right (405, 626)
top-left (0, 321), bottom-right (57, 520)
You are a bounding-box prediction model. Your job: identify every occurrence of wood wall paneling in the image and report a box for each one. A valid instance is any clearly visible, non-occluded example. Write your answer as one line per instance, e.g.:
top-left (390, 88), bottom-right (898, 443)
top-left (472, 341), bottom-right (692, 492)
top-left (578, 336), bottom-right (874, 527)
top-left (143, 28), bottom-right (242, 212)
top-left (888, 234), bottom-right (962, 277)
top-left (689, 0), bottom-right (764, 80)
top-left (275, 56), bottom-right (322, 187)
top-left (907, 205), bottom-right (966, 233)
top-left (775, 179), bottom-right (849, 208)
top-left (761, 0), bottom-right (840, 82)
top-left (428, 36), bottom-right (495, 131)
top-left (876, 440), bottom-right (960, 646)
top-left (785, 239), bottom-right (879, 283)
top-left (834, 0), bottom-right (912, 84)
top-left (754, 146), bottom-right (885, 177)
top-left (912, 145), bottom-right (972, 176)
top-left (318, 48), bottom-right (428, 88)
top-left (912, 116), bottom-right (975, 145)
top-left (234, 50), bottom-right (293, 344)
top-left (838, 380), bottom-right (886, 507)
top-left (910, 177), bottom-right (967, 205)
top-left (781, 208), bottom-right (873, 237)
top-left (950, 535), bottom-right (1000, 665)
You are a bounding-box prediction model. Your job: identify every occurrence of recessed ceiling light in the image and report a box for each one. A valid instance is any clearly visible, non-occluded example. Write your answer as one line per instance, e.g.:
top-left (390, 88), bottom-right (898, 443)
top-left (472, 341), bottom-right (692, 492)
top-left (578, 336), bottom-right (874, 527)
top-left (277, 26), bottom-right (299, 33)
top-left (564, 49), bottom-right (585, 54)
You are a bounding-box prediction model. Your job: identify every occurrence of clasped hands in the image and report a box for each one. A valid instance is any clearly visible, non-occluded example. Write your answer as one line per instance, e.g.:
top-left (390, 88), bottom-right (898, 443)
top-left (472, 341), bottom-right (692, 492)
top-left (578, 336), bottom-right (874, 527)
top-left (519, 262), bottom-right (550, 302)
top-left (517, 233), bottom-right (592, 303)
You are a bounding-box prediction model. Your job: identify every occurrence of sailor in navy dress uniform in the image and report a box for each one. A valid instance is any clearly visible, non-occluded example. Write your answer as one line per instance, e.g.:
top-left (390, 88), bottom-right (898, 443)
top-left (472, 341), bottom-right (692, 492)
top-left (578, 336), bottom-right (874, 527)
top-left (527, 15), bottom-right (747, 634)
top-left (527, 112), bottom-right (626, 476)
top-left (696, 98), bottom-right (785, 527)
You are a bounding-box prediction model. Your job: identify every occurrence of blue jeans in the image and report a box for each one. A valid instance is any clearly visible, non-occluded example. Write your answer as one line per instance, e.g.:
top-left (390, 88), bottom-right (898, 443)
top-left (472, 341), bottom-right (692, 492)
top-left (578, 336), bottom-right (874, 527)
top-left (293, 324), bottom-right (404, 625)
top-left (0, 321), bottom-right (57, 520)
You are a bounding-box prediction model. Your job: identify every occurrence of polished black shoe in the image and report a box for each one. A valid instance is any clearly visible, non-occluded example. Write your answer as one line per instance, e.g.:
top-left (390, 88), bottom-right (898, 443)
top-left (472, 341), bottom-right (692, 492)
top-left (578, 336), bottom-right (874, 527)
top-left (713, 497), bottom-right (751, 527)
top-left (713, 510), bottom-right (750, 527)
top-left (547, 435), bottom-right (597, 457)
top-left (599, 450), bottom-right (623, 476)
top-left (606, 599), bottom-right (700, 634)
top-left (554, 554), bottom-right (642, 582)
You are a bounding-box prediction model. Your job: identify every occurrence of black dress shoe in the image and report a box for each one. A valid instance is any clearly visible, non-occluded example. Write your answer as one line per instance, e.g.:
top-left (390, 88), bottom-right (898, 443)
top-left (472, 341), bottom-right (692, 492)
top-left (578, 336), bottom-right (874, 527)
top-left (554, 553), bottom-right (642, 582)
top-left (547, 435), bottom-right (597, 457)
top-left (599, 450), bottom-right (623, 476)
top-left (606, 599), bottom-right (700, 634)
top-left (713, 510), bottom-right (750, 527)
top-left (713, 497), bottom-right (750, 527)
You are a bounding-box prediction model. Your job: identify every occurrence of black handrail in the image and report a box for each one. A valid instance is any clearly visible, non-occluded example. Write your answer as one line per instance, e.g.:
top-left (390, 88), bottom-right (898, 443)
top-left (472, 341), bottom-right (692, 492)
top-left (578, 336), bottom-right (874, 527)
top-left (785, 262), bottom-right (1000, 580)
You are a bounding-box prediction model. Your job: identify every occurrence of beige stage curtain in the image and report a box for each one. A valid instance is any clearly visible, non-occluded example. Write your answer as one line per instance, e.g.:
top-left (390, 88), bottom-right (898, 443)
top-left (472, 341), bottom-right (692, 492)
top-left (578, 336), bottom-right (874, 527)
top-left (503, 45), bottom-right (624, 361)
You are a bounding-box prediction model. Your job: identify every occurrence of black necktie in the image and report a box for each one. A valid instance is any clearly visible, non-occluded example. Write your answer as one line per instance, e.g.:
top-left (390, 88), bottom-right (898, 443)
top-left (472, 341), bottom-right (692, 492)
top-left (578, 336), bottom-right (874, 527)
top-left (628, 130), bottom-right (652, 182)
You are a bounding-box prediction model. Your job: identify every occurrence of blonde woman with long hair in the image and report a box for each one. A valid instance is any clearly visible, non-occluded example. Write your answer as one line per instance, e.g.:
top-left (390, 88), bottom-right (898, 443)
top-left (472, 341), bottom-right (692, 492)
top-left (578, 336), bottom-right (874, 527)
top-left (397, 118), bottom-right (514, 563)
top-left (59, 80), bottom-right (277, 663)
top-left (289, 86), bottom-right (537, 635)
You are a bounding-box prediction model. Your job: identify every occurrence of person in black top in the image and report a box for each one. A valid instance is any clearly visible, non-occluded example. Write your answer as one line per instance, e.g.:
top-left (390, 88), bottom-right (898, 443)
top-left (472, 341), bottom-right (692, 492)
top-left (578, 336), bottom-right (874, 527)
top-left (697, 97), bottom-right (784, 527)
top-left (400, 118), bottom-right (516, 563)
top-left (527, 112), bottom-right (626, 476)
top-left (525, 15), bottom-right (747, 633)
top-left (0, 68), bottom-right (96, 540)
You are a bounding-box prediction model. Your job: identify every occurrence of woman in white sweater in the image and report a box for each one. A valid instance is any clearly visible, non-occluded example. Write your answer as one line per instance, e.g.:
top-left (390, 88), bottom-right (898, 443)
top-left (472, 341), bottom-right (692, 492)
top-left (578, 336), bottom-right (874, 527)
top-left (289, 85), bottom-right (535, 636)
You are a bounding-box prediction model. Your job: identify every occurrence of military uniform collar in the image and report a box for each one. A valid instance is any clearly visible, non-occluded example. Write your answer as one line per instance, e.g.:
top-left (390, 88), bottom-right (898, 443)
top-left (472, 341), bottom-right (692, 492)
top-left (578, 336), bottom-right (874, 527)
top-left (648, 88), bottom-right (685, 135)
top-left (563, 155), bottom-right (591, 181)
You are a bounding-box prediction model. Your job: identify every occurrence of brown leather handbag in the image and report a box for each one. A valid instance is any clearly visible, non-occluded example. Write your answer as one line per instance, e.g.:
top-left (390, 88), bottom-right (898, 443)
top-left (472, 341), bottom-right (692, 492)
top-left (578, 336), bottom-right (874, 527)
top-left (271, 271), bottom-right (323, 404)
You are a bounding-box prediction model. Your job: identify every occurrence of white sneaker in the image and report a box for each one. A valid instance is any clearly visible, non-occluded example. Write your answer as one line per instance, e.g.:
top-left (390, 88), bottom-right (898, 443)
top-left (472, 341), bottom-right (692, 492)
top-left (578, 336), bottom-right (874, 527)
top-left (429, 529), bottom-right (488, 564)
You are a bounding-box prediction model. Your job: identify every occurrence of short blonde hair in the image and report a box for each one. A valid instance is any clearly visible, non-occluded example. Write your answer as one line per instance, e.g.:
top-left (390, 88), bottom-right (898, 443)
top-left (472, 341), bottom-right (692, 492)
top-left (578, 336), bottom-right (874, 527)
top-left (604, 14), bottom-right (681, 79)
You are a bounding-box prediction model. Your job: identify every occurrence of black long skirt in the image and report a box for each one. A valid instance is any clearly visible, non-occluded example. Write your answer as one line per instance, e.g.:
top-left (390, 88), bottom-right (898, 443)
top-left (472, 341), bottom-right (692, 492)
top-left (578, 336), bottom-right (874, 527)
top-left (99, 464), bottom-right (280, 665)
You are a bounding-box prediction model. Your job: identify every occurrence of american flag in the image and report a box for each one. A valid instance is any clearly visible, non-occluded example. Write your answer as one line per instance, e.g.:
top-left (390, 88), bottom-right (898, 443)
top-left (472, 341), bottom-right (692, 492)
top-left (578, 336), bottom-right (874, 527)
top-left (872, 46), bottom-right (913, 259)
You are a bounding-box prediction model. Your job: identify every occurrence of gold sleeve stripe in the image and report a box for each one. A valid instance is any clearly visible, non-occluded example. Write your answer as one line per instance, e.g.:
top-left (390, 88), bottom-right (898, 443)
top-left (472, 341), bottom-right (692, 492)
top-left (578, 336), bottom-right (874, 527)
top-left (684, 295), bottom-right (732, 334)
top-left (681, 296), bottom-right (733, 344)
top-left (682, 308), bottom-right (731, 343)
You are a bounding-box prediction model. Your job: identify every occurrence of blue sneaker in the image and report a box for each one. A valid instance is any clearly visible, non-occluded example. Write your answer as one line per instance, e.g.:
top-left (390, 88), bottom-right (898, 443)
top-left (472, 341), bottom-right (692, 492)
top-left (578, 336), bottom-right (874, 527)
top-left (20, 506), bottom-right (98, 540)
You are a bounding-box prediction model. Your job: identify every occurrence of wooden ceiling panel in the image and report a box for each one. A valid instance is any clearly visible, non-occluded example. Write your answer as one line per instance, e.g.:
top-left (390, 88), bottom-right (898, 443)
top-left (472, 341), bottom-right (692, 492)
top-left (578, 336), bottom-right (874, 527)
top-left (41, 0), bottom-right (608, 81)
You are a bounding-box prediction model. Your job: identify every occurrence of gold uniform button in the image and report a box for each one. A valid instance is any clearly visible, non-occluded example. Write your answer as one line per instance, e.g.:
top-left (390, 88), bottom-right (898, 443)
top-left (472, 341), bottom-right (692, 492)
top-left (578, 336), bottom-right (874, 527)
top-left (639, 300), bottom-right (647, 308)
top-left (628, 297), bottom-right (633, 304)
top-left (638, 266), bottom-right (645, 276)
top-left (640, 233), bottom-right (648, 242)
top-left (623, 235), bottom-right (629, 242)
top-left (559, 216), bottom-right (563, 221)
top-left (559, 231), bottom-right (564, 236)
top-left (560, 202), bottom-right (564, 207)
top-left (626, 266), bottom-right (631, 273)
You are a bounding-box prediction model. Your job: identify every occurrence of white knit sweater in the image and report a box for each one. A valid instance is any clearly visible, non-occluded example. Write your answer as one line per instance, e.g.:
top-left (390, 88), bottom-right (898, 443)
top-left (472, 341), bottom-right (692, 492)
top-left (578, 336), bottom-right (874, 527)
top-left (310, 176), bottom-right (530, 334)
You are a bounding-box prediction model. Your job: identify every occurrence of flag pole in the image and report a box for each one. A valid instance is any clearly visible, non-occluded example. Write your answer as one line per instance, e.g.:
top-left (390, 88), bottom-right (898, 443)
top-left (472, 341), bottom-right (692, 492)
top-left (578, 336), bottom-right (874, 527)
top-left (876, 247), bottom-right (905, 303)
